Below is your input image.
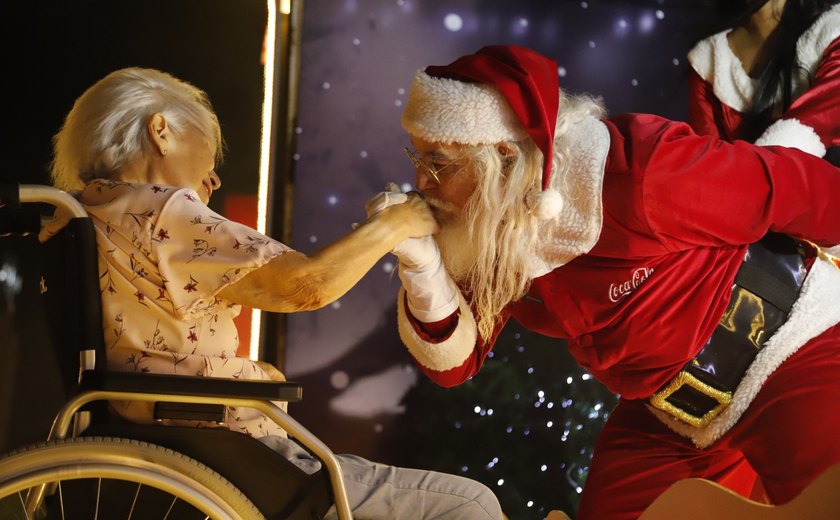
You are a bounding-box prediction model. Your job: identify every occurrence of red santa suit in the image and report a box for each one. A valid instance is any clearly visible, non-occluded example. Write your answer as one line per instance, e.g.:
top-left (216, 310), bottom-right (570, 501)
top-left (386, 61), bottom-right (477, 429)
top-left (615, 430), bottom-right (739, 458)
top-left (688, 4), bottom-right (840, 268)
top-left (397, 114), bottom-right (840, 519)
top-left (687, 4), bottom-right (840, 156)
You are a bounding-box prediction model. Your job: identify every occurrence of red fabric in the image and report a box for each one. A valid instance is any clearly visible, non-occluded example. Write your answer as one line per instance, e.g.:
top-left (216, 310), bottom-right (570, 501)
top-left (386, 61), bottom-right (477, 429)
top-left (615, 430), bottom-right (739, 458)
top-left (425, 45), bottom-right (560, 189)
top-left (688, 35), bottom-right (840, 150)
top-left (575, 324), bottom-right (840, 519)
top-left (408, 114), bottom-right (840, 397)
top-left (687, 68), bottom-right (744, 141)
top-left (224, 194), bottom-right (259, 357)
top-left (782, 37), bottom-right (840, 150)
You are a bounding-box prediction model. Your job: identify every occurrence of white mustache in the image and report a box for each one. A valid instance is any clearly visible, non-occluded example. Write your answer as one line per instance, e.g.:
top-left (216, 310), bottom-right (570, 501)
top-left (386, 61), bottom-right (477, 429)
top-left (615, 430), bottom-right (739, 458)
top-left (422, 194), bottom-right (459, 215)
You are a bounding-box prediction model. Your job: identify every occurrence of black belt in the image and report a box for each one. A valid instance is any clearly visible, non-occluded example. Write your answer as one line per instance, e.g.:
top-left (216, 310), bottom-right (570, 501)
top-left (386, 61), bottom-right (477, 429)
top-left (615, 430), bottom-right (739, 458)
top-left (650, 234), bottom-right (808, 427)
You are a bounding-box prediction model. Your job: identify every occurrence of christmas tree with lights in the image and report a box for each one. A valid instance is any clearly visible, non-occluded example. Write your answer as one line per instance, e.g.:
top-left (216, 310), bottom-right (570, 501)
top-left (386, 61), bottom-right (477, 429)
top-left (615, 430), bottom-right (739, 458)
top-left (400, 322), bottom-right (618, 519)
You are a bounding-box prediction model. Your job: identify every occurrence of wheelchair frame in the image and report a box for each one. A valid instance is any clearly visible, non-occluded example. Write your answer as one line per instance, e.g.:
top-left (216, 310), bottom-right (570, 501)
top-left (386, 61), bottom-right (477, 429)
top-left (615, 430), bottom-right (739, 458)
top-left (0, 184), bottom-right (353, 519)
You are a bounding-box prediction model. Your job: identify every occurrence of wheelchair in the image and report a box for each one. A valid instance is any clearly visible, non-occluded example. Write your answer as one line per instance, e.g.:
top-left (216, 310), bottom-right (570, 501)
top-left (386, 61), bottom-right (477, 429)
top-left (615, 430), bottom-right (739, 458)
top-left (0, 184), bottom-right (353, 519)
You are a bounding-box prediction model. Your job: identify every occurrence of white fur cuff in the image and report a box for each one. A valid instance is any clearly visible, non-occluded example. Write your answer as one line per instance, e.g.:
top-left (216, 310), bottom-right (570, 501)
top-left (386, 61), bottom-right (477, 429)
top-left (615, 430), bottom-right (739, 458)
top-left (397, 288), bottom-right (477, 372)
top-left (755, 118), bottom-right (827, 157)
top-left (401, 70), bottom-right (528, 145)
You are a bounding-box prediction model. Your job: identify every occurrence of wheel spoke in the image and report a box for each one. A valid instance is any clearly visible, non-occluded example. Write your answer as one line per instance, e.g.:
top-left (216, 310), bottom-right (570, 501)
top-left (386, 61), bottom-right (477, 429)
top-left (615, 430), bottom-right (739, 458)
top-left (58, 480), bottom-right (65, 520)
top-left (0, 437), bottom-right (261, 519)
top-left (94, 478), bottom-right (101, 520)
top-left (127, 483), bottom-right (141, 520)
top-left (162, 496), bottom-right (177, 520)
top-left (16, 490), bottom-right (29, 520)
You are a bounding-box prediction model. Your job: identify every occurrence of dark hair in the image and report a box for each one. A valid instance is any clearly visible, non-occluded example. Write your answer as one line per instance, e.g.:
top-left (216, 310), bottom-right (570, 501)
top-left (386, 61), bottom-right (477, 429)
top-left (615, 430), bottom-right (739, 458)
top-left (750, 1), bottom-right (838, 117)
top-left (704, 1), bottom-right (837, 127)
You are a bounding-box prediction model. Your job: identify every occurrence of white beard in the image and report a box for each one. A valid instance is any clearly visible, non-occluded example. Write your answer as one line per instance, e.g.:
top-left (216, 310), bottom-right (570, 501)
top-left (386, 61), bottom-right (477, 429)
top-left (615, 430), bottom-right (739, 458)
top-left (424, 195), bottom-right (478, 282)
top-left (434, 218), bottom-right (477, 283)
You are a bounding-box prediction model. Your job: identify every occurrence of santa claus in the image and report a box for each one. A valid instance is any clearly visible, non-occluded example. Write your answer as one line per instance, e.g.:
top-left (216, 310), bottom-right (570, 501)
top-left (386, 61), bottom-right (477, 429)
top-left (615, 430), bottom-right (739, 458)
top-left (366, 45), bottom-right (840, 519)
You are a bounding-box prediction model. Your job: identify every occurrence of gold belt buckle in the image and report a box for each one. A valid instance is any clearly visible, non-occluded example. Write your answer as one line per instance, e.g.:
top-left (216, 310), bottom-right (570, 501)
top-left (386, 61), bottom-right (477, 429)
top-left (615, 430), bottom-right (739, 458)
top-left (650, 371), bottom-right (733, 427)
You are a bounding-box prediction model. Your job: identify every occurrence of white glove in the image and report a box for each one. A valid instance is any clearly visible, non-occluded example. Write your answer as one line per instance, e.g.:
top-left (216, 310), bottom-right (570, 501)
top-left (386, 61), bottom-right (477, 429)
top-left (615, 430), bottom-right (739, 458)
top-left (365, 183), bottom-right (459, 322)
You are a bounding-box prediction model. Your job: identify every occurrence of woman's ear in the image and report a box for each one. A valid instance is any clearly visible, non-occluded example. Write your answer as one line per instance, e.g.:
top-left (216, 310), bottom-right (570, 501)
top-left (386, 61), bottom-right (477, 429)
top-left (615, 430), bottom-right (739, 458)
top-left (147, 113), bottom-right (171, 156)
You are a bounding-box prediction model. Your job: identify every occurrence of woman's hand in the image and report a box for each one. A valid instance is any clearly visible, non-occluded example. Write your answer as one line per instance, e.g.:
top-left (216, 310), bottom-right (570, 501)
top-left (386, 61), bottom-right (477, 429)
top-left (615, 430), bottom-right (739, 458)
top-left (365, 183), bottom-right (438, 241)
top-left (372, 192), bottom-right (439, 240)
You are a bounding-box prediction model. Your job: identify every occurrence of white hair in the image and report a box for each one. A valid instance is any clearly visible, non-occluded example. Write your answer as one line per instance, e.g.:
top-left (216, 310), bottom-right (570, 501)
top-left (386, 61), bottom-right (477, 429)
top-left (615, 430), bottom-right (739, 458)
top-left (51, 67), bottom-right (222, 191)
top-left (436, 90), bottom-right (605, 340)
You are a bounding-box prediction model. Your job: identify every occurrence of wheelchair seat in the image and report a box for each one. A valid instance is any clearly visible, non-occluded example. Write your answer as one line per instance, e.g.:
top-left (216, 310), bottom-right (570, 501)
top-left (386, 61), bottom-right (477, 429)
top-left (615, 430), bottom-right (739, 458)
top-left (0, 184), bottom-right (351, 519)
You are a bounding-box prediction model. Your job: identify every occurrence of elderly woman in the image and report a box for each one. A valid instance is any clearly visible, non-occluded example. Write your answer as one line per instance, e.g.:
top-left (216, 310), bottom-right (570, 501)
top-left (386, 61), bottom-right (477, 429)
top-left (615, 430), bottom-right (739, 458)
top-left (47, 67), bottom-right (503, 520)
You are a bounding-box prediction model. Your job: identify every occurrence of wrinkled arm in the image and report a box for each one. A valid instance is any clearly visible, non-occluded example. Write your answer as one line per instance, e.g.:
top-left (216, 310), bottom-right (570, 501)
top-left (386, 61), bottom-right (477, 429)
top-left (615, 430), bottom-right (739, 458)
top-left (219, 196), bottom-right (437, 312)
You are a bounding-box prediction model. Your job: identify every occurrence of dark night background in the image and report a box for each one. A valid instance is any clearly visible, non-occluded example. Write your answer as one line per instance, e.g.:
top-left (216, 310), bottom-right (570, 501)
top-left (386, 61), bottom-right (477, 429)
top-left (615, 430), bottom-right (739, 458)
top-left (1, 1), bottom-right (716, 518)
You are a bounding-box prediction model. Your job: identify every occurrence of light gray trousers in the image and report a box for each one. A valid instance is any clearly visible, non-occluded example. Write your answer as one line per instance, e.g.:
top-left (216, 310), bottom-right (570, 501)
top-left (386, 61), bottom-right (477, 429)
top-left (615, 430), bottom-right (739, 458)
top-left (260, 435), bottom-right (504, 520)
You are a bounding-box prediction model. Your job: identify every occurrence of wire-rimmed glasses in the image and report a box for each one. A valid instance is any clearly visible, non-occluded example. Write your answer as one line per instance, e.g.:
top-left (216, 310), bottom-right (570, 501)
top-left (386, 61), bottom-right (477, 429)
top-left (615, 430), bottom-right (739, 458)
top-left (403, 147), bottom-right (441, 184)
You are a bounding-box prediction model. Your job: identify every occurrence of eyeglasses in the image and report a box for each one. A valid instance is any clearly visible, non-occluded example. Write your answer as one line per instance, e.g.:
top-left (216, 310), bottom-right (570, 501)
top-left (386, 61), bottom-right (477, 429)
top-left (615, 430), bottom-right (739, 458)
top-left (403, 147), bottom-right (441, 184)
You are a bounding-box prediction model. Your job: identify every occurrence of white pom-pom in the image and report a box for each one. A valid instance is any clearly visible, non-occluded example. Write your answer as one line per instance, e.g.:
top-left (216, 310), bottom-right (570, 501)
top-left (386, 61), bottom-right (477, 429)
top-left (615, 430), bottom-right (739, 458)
top-left (533, 189), bottom-right (564, 220)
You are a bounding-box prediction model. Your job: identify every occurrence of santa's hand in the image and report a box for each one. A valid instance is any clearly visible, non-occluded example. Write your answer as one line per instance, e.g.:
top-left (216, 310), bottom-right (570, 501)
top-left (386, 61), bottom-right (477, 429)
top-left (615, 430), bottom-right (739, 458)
top-left (392, 235), bottom-right (440, 269)
top-left (396, 237), bottom-right (459, 323)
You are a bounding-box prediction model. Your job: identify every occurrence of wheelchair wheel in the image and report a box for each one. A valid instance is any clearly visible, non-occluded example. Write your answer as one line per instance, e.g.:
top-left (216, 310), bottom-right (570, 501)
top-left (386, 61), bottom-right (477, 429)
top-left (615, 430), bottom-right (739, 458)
top-left (0, 436), bottom-right (264, 520)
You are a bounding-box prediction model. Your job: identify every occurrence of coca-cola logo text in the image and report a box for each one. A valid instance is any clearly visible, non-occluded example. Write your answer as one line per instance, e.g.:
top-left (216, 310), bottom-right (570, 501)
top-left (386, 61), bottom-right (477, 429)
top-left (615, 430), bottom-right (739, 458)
top-left (608, 267), bottom-right (654, 303)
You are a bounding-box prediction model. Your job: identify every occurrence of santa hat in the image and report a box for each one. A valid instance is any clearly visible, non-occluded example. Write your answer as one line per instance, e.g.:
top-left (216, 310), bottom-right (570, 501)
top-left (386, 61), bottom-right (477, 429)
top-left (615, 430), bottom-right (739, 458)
top-left (402, 45), bottom-right (563, 219)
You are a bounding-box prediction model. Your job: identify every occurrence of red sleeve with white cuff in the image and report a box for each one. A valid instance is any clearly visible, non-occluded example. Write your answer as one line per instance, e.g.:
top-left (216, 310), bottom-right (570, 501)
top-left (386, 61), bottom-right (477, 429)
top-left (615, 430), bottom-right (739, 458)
top-left (755, 35), bottom-right (840, 155)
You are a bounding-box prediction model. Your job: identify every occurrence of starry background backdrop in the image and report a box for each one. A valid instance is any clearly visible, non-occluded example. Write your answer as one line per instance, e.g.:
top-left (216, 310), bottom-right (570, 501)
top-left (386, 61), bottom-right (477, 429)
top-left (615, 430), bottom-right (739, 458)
top-left (0, 1), bottom-right (718, 518)
top-left (285, 1), bottom-right (715, 518)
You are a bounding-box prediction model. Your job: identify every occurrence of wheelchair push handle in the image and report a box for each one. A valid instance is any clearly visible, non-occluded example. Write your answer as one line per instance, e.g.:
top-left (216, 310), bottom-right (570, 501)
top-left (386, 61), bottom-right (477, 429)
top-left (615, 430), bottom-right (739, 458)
top-left (19, 184), bottom-right (88, 217)
top-left (0, 184), bottom-right (89, 237)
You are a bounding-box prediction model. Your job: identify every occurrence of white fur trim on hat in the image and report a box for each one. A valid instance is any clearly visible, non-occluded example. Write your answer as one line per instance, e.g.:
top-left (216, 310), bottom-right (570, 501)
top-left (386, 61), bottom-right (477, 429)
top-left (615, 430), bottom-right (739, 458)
top-left (397, 287), bottom-right (477, 372)
top-left (647, 255), bottom-right (840, 449)
top-left (401, 70), bottom-right (528, 145)
top-left (755, 118), bottom-right (827, 157)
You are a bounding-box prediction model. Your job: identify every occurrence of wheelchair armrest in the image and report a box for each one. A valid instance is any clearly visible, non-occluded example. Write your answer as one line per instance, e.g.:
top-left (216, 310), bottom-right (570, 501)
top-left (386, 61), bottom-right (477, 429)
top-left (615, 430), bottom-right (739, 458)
top-left (79, 370), bottom-right (303, 402)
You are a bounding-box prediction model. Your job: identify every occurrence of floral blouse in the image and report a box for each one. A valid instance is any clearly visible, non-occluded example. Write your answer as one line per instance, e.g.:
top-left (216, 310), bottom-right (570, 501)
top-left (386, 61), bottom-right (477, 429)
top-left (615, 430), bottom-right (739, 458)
top-left (51, 179), bottom-right (292, 438)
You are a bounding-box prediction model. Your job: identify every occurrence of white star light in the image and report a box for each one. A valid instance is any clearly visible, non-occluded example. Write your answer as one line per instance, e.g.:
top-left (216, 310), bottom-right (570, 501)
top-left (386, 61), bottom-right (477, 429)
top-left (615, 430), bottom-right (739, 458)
top-left (330, 370), bottom-right (350, 389)
top-left (444, 13), bottom-right (463, 32)
top-left (639, 13), bottom-right (655, 33)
